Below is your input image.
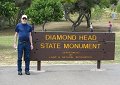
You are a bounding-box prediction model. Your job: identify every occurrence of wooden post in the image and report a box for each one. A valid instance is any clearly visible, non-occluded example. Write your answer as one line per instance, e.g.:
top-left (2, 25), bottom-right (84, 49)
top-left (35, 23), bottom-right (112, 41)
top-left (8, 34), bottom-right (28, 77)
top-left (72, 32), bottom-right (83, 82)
top-left (97, 60), bottom-right (101, 69)
top-left (37, 61), bottom-right (41, 71)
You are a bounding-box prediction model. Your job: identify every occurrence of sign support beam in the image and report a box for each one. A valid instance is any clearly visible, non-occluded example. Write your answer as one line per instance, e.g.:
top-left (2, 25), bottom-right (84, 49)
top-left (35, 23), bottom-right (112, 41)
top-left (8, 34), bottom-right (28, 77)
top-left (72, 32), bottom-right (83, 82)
top-left (97, 60), bottom-right (101, 69)
top-left (37, 61), bottom-right (41, 71)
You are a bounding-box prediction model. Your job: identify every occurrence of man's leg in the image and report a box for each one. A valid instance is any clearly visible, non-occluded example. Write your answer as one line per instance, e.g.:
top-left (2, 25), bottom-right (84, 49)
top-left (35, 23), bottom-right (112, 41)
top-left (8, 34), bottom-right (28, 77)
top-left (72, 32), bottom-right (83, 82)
top-left (17, 44), bottom-right (23, 73)
top-left (24, 43), bottom-right (30, 74)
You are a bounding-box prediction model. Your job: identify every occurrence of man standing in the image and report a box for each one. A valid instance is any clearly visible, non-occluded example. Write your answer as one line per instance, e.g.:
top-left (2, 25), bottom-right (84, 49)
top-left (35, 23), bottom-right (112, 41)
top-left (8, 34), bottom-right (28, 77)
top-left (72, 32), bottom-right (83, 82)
top-left (14, 15), bottom-right (33, 75)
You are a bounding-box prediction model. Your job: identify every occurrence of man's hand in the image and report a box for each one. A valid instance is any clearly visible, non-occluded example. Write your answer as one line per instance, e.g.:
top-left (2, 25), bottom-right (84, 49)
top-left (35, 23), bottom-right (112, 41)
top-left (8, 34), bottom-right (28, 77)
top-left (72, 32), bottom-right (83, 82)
top-left (31, 44), bottom-right (33, 50)
top-left (13, 43), bottom-right (17, 49)
top-left (14, 32), bottom-right (18, 50)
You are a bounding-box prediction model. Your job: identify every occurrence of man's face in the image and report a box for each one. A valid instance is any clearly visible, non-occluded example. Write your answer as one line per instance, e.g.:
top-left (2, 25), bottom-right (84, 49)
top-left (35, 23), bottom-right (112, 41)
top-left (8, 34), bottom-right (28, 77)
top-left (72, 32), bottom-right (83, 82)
top-left (21, 17), bottom-right (27, 24)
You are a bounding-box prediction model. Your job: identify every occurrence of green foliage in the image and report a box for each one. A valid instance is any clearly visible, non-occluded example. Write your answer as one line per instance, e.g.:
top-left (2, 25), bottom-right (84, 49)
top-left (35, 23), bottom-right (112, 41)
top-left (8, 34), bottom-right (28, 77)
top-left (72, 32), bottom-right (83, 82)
top-left (110, 0), bottom-right (118, 5)
top-left (99, 0), bottom-right (118, 8)
top-left (117, 3), bottom-right (120, 13)
top-left (61, 0), bottom-right (118, 8)
top-left (84, 0), bottom-right (98, 8)
top-left (0, 1), bottom-right (17, 27)
top-left (0, 2), bottom-right (16, 18)
top-left (99, 0), bottom-right (110, 8)
top-left (15, 0), bottom-right (31, 8)
top-left (0, 0), bottom-right (14, 3)
top-left (15, 0), bottom-right (25, 5)
top-left (61, 0), bottom-right (77, 3)
top-left (26, 0), bottom-right (63, 24)
top-left (91, 5), bottom-right (104, 20)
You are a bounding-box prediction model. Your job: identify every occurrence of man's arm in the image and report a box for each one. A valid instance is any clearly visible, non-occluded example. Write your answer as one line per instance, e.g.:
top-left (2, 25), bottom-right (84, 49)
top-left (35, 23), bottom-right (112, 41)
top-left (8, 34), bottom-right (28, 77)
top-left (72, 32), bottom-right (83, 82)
top-left (29, 32), bottom-right (33, 50)
top-left (14, 32), bottom-right (18, 49)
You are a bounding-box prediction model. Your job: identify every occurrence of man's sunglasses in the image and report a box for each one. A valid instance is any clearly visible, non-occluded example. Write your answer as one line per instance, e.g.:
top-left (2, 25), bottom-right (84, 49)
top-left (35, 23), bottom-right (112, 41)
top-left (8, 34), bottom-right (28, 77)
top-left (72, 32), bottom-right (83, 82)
top-left (22, 17), bottom-right (27, 20)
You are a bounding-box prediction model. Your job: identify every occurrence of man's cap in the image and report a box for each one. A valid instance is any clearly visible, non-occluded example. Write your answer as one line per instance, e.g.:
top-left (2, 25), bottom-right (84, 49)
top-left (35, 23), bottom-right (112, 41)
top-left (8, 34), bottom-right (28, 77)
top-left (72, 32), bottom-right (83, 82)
top-left (21, 15), bottom-right (27, 19)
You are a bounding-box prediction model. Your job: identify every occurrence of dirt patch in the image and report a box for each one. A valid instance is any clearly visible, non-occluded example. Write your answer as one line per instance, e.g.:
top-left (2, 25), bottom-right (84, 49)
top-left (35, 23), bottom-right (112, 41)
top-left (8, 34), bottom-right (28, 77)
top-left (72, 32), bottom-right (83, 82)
top-left (0, 20), bottom-right (120, 35)
top-left (34, 21), bottom-right (120, 32)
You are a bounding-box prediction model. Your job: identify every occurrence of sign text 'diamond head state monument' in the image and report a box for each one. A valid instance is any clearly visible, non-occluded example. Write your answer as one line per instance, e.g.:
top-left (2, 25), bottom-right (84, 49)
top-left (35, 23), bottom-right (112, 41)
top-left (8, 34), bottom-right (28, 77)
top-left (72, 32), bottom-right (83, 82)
top-left (30, 32), bottom-right (115, 61)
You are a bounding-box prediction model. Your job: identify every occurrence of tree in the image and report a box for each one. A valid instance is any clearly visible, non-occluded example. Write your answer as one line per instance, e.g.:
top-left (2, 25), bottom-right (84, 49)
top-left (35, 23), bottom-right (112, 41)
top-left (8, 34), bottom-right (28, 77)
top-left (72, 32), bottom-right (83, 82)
top-left (15, 0), bottom-right (32, 24)
top-left (62, 0), bottom-right (100, 31)
top-left (117, 3), bottom-right (120, 12)
top-left (0, 0), bottom-right (17, 28)
top-left (61, 0), bottom-right (119, 31)
top-left (110, 0), bottom-right (118, 5)
top-left (25, 0), bottom-right (63, 31)
top-left (98, 0), bottom-right (118, 8)
top-left (99, 0), bottom-right (110, 8)
top-left (91, 5), bottom-right (104, 20)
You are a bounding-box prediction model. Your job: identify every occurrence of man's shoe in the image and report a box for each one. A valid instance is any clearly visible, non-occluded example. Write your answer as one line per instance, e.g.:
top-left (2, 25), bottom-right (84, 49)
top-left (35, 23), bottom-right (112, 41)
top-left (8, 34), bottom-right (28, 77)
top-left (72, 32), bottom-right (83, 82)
top-left (25, 71), bottom-right (30, 75)
top-left (18, 71), bottom-right (22, 75)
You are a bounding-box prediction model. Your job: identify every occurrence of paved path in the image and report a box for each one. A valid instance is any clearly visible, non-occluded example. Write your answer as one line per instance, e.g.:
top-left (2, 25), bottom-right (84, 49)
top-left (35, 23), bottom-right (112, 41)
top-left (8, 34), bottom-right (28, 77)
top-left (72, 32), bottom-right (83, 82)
top-left (0, 64), bottom-right (120, 85)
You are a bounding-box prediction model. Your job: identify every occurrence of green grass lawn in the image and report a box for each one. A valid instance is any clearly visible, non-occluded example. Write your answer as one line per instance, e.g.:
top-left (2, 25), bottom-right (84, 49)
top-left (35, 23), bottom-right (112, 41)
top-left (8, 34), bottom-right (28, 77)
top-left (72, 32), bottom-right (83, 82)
top-left (114, 32), bottom-right (120, 63)
top-left (0, 21), bottom-right (120, 66)
top-left (0, 35), bottom-right (17, 65)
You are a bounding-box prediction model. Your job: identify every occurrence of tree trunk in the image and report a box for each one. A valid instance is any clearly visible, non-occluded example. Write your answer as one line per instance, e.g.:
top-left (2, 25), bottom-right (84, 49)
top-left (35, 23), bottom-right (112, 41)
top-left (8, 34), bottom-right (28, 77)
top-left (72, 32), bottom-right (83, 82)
top-left (85, 9), bottom-right (91, 28)
top-left (85, 15), bottom-right (90, 28)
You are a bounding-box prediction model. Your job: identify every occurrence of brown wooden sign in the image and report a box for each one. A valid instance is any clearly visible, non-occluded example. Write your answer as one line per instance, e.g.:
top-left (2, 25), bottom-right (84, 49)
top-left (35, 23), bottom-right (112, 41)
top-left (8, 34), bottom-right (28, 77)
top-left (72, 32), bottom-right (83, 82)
top-left (30, 32), bottom-right (115, 61)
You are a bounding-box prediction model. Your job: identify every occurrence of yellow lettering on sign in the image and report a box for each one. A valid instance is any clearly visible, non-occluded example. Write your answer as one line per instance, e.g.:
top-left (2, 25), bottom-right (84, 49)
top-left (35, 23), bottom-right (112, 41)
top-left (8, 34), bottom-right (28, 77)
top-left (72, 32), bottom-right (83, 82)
top-left (40, 43), bottom-right (61, 48)
top-left (79, 35), bottom-right (97, 40)
top-left (64, 43), bottom-right (101, 49)
top-left (45, 34), bottom-right (76, 40)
